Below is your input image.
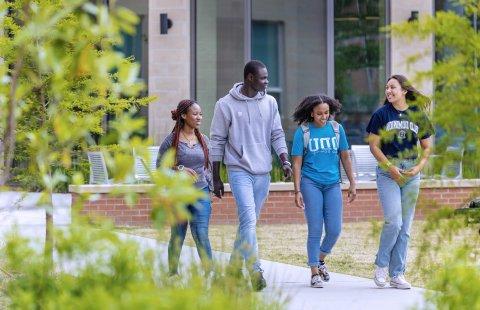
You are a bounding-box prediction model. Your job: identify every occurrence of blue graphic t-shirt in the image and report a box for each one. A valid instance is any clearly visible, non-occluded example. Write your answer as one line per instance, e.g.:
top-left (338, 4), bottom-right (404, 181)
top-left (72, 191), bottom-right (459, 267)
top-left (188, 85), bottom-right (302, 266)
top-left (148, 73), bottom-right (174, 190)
top-left (366, 103), bottom-right (434, 159)
top-left (291, 122), bottom-right (349, 185)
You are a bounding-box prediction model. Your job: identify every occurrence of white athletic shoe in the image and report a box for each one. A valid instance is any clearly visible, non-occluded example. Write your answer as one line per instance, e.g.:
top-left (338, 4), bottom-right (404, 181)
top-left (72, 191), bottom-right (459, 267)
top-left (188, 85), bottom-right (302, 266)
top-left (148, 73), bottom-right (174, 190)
top-left (390, 275), bottom-right (412, 289)
top-left (373, 266), bottom-right (388, 287)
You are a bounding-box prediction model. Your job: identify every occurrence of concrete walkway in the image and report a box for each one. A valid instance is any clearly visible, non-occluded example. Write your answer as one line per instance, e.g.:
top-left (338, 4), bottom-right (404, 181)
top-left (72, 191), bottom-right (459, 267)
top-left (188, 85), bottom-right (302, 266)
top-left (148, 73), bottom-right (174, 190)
top-left (0, 192), bottom-right (426, 310)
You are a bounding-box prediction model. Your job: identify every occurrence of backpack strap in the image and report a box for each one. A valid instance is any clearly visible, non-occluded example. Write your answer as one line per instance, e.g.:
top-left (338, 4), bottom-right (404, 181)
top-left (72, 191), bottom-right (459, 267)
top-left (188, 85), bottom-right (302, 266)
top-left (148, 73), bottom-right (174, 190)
top-left (329, 120), bottom-right (340, 145)
top-left (329, 120), bottom-right (343, 182)
top-left (300, 122), bottom-right (310, 156)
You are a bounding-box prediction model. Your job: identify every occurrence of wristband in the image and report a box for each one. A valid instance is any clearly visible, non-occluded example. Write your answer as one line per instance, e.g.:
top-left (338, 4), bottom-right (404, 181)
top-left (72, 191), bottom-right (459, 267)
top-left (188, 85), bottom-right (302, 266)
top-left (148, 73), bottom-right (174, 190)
top-left (282, 161), bottom-right (292, 167)
top-left (177, 165), bottom-right (184, 171)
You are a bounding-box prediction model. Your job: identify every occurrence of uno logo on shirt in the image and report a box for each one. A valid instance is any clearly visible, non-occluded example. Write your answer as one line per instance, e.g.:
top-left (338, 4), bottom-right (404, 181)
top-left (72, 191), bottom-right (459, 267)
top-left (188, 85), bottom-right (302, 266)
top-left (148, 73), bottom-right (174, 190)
top-left (308, 137), bottom-right (338, 153)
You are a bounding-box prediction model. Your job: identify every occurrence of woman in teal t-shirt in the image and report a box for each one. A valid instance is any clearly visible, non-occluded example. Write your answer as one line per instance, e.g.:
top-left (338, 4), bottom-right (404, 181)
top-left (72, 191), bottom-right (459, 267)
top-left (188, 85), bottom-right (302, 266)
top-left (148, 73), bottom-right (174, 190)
top-left (291, 94), bottom-right (356, 288)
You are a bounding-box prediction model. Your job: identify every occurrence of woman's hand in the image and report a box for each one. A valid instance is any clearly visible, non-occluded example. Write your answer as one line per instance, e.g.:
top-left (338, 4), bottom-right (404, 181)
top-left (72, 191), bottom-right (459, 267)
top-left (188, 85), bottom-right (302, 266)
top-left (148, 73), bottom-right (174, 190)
top-left (388, 165), bottom-right (407, 185)
top-left (183, 167), bottom-right (198, 182)
top-left (294, 192), bottom-right (305, 209)
top-left (401, 165), bottom-right (421, 177)
top-left (347, 184), bottom-right (357, 203)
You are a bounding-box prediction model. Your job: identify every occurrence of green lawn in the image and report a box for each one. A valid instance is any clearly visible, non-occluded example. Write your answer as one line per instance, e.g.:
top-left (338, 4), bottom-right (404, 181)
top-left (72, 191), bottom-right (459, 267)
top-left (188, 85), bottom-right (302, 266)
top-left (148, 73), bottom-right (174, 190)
top-left (119, 221), bottom-right (427, 286)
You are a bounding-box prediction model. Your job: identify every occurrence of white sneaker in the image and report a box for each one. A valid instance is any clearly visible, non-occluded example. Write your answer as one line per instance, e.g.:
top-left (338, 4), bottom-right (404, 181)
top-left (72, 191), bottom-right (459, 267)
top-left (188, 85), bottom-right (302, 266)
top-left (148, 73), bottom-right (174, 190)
top-left (390, 275), bottom-right (411, 289)
top-left (373, 266), bottom-right (388, 287)
top-left (310, 274), bottom-right (323, 288)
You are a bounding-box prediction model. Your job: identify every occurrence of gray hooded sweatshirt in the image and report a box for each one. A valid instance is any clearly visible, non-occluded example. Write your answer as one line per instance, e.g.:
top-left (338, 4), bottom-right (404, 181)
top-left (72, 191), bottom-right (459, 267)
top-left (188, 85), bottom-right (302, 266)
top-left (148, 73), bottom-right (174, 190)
top-left (209, 82), bottom-right (288, 175)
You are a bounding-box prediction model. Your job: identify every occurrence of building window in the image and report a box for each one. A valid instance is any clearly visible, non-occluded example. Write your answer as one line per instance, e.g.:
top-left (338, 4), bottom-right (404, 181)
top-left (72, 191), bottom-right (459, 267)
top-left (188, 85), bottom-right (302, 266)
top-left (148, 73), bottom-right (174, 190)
top-left (252, 20), bottom-right (284, 113)
top-left (334, 0), bottom-right (388, 145)
top-left (251, 0), bottom-right (328, 142)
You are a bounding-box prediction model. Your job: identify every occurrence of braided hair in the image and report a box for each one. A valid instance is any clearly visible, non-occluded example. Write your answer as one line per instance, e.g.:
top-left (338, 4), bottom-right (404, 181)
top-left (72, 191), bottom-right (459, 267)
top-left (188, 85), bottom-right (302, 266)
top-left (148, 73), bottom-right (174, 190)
top-left (293, 94), bottom-right (342, 125)
top-left (170, 99), bottom-right (210, 168)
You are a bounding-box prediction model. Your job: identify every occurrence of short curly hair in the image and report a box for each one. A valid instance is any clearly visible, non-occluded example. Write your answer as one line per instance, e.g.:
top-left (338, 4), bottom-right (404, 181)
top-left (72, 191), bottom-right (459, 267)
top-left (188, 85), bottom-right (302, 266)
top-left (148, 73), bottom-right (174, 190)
top-left (292, 94), bottom-right (342, 125)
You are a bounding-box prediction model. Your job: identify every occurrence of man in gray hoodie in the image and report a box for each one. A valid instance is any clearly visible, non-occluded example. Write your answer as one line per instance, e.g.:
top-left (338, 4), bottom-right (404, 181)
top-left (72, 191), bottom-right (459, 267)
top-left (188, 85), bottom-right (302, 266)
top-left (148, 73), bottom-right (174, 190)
top-left (210, 60), bottom-right (292, 291)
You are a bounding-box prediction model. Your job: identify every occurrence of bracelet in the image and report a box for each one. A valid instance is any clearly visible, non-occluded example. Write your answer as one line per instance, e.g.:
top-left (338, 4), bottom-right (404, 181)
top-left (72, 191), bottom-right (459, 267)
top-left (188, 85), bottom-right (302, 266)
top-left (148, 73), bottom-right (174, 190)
top-left (382, 161), bottom-right (393, 169)
top-left (282, 161), bottom-right (292, 167)
top-left (294, 190), bottom-right (301, 194)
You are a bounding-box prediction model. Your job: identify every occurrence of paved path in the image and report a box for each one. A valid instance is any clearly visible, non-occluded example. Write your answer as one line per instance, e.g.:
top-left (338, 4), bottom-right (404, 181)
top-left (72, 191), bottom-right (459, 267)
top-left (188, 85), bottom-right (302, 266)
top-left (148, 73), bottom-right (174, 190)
top-left (0, 192), bottom-right (426, 310)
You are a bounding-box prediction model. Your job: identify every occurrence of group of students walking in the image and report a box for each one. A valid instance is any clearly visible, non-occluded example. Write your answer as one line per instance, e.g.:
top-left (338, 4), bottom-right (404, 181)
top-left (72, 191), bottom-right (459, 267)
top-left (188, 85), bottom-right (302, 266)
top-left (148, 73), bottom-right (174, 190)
top-left (158, 60), bottom-right (434, 291)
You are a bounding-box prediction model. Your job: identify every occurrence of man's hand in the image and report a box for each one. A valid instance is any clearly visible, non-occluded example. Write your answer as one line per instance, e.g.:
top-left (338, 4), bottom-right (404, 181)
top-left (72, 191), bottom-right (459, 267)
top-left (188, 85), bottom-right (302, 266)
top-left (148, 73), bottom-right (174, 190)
top-left (282, 162), bottom-right (293, 179)
top-left (279, 153), bottom-right (292, 180)
top-left (212, 161), bottom-right (224, 198)
top-left (213, 177), bottom-right (224, 198)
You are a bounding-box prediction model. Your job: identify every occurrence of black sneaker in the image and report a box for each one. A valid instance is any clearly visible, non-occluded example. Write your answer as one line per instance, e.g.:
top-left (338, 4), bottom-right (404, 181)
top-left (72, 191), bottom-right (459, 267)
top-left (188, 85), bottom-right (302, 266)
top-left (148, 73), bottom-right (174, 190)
top-left (250, 270), bottom-right (267, 291)
top-left (318, 263), bottom-right (330, 282)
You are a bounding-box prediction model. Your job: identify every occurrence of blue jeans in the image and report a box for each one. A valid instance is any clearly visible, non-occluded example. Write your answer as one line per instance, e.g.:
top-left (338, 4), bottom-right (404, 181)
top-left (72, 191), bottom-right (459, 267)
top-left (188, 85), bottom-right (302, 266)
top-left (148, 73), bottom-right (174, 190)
top-left (301, 176), bottom-right (343, 267)
top-left (228, 169), bottom-right (270, 272)
top-left (375, 160), bottom-right (420, 277)
top-left (168, 187), bottom-right (212, 274)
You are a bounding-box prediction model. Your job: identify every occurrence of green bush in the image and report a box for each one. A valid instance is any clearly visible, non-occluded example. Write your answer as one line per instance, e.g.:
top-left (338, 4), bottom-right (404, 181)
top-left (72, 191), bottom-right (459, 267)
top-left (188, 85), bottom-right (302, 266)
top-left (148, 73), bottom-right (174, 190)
top-left (2, 221), bottom-right (282, 310)
top-left (425, 250), bottom-right (480, 310)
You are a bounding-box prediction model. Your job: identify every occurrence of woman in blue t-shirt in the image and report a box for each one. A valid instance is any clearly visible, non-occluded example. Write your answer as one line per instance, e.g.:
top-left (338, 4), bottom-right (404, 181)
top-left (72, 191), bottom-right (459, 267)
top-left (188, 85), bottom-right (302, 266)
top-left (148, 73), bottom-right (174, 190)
top-left (291, 94), bottom-right (357, 288)
top-left (367, 75), bottom-right (434, 289)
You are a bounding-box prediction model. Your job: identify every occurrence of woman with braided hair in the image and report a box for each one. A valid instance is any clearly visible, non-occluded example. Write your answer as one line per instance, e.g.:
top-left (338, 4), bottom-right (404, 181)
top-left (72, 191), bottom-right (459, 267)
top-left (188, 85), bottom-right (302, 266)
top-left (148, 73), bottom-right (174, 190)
top-left (158, 99), bottom-right (213, 275)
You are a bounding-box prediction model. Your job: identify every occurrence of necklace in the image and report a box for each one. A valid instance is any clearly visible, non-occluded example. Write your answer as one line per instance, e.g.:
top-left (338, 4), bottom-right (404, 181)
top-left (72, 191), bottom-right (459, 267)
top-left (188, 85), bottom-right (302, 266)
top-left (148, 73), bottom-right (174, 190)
top-left (181, 131), bottom-right (196, 148)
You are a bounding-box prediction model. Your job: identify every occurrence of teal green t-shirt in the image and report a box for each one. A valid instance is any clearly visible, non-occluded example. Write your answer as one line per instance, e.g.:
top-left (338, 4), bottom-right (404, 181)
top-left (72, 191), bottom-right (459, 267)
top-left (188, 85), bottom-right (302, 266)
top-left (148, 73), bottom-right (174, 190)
top-left (291, 122), bottom-right (349, 185)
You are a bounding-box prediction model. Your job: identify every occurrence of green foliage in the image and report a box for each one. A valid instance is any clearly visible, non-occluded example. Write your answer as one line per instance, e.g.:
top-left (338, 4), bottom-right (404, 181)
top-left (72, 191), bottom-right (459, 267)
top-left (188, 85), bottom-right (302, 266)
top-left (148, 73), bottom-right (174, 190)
top-left (2, 222), bottom-right (280, 309)
top-left (412, 208), bottom-right (480, 309)
top-left (0, 0), bottom-right (153, 191)
top-left (270, 156), bottom-right (286, 183)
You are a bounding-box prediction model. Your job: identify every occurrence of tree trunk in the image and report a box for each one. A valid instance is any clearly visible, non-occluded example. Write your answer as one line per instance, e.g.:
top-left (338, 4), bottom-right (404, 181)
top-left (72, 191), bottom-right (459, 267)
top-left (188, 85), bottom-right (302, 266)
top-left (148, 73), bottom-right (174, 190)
top-left (1, 57), bottom-right (23, 186)
top-left (44, 189), bottom-right (54, 265)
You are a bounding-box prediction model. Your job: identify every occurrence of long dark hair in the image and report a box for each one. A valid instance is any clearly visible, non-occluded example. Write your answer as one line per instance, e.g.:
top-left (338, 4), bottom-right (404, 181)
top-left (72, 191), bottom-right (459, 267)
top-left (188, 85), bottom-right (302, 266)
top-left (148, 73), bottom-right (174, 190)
top-left (384, 75), bottom-right (431, 109)
top-left (170, 99), bottom-right (209, 169)
top-left (293, 94), bottom-right (342, 125)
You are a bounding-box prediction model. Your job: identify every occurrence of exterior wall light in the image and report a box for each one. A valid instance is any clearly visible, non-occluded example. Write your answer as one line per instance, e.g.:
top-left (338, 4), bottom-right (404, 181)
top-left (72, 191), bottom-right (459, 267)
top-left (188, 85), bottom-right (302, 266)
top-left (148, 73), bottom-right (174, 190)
top-left (408, 11), bottom-right (419, 22)
top-left (160, 13), bottom-right (173, 34)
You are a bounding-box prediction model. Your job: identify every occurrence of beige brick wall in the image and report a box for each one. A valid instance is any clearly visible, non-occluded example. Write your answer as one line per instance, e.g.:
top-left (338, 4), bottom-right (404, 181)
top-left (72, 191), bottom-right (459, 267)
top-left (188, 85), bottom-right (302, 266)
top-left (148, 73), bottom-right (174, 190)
top-left (390, 1), bottom-right (434, 95)
top-left (148, 0), bottom-right (191, 144)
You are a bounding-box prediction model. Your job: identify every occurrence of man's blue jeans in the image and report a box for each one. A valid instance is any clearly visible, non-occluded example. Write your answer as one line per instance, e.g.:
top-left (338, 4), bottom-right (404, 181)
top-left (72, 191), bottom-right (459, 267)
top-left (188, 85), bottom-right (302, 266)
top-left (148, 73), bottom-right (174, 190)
top-left (228, 169), bottom-right (270, 272)
top-left (375, 160), bottom-right (420, 277)
top-left (168, 186), bottom-right (212, 274)
top-left (301, 176), bottom-right (343, 267)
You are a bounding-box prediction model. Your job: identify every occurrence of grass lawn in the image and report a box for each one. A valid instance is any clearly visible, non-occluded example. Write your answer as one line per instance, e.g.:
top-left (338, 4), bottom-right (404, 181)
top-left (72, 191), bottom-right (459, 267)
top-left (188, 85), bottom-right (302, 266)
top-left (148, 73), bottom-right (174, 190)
top-left (119, 221), bottom-right (426, 286)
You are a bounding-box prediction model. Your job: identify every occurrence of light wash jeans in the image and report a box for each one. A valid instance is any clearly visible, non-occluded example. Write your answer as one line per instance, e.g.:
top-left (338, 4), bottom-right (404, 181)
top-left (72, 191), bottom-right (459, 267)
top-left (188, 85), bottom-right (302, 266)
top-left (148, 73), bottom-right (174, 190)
top-left (301, 176), bottom-right (343, 267)
top-left (168, 187), bottom-right (212, 274)
top-left (375, 160), bottom-right (420, 277)
top-left (228, 169), bottom-right (270, 272)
